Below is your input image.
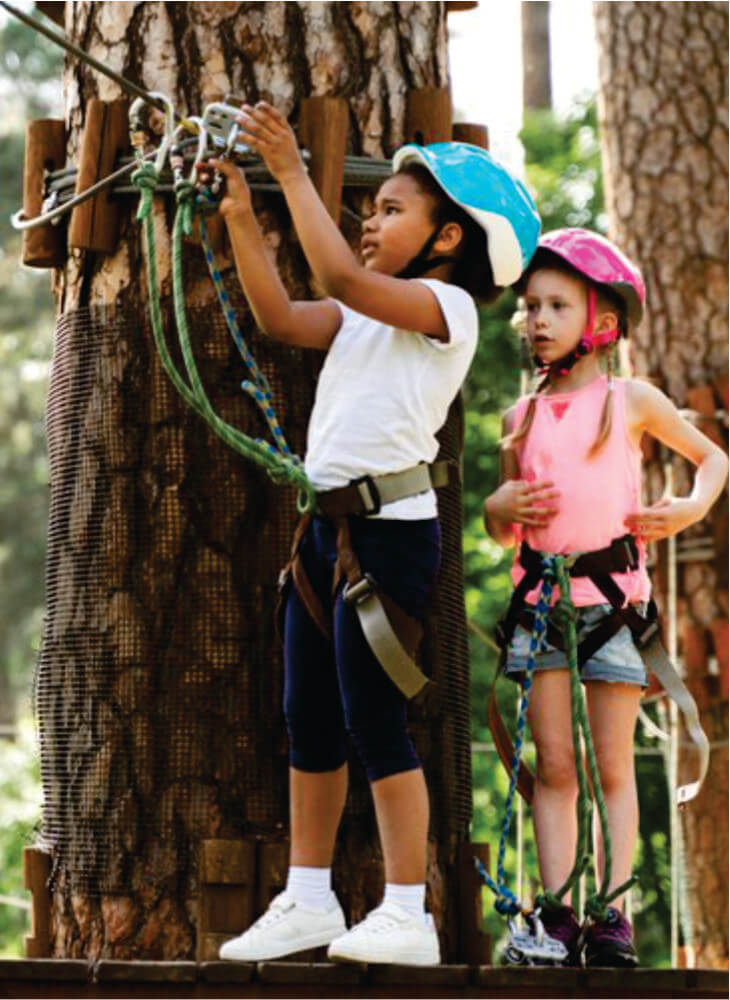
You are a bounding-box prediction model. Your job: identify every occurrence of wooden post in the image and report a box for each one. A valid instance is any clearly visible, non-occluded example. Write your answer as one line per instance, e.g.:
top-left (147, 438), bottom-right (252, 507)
top-left (405, 88), bottom-right (452, 146)
top-left (68, 98), bottom-right (129, 255)
top-left (23, 847), bottom-right (52, 958)
top-left (21, 119), bottom-right (66, 269)
top-left (197, 838), bottom-right (256, 961)
top-left (298, 97), bottom-right (349, 224)
top-left (452, 122), bottom-right (490, 150)
top-left (458, 842), bottom-right (492, 964)
top-left (446, 2), bottom-right (479, 11)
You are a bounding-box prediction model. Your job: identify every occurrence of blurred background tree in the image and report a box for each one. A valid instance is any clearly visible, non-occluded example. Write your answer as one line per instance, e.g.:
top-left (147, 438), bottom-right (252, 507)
top-left (0, 3), bottom-right (61, 955)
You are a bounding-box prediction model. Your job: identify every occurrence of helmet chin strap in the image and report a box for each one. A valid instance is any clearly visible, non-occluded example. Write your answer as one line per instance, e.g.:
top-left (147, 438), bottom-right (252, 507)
top-left (535, 288), bottom-right (618, 378)
top-left (396, 227), bottom-right (453, 280)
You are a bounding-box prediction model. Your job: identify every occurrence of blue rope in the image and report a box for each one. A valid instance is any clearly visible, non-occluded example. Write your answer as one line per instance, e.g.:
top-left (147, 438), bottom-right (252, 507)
top-left (196, 198), bottom-right (300, 465)
top-left (476, 558), bottom-right (557, 916)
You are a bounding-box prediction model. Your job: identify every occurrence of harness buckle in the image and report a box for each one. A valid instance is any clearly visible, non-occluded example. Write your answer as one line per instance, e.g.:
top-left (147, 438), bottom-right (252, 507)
top-left (613, 535), bottom-right (639, 571)
top-left (342, 573), bottom-right (377, 606)
top-left (635, 618), bottom-right (660, 649)
top-left (351, 474), bottom-right (381, 516)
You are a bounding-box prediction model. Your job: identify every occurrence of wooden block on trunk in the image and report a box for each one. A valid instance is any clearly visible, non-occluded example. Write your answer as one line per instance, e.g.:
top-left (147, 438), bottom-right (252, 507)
top-left (197, 839), bottom-right (256, 961)
top-left (200, 838), bottom-right (256, 883)
top-left (457, 842), bottom-right (491, 964)
top-left (23, 847), bottom-right (51, 958)
top-left (21, 119), bottom-right (66, 269)
top-left (299, 97), bottom-right (349, 224)
top-left (69, 98), bottom-right (129, 254)
top-left (406, 88), bottom-right (453, 145)
top-left (453, 122), bottom-right (489, 150)
top-left (256, 837), bottom-right (289, 914)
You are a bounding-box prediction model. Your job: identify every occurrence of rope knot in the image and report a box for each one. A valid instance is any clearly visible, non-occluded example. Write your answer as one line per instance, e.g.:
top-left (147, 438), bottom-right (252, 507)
top-left (584, 895), bottom-right (609, 924)
top-left (131, 162), bottom-right (159, 221)
top-left (552, 594), bottom-right (578, 631)
top-left (494, 897), bottom-right (521, 918)
top-left (534, 891), bottom-right (563, 914)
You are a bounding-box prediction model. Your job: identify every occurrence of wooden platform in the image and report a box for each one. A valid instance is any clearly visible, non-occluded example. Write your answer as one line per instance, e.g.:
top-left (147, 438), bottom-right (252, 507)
top-left (0, 960), bottom-right (727, 999)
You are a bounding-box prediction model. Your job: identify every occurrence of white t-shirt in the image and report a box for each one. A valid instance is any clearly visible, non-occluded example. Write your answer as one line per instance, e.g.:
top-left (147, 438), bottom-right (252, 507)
top-left (304, 279), bottom-right (479, 519)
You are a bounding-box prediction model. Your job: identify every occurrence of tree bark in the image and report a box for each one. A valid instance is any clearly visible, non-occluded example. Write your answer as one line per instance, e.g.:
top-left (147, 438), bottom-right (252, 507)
top-left (40, 0), bottom-right (475, 962)
top-left (595, 1), bottom-right (728, 968)
top-left (521, 1), bottom-right (552, 111)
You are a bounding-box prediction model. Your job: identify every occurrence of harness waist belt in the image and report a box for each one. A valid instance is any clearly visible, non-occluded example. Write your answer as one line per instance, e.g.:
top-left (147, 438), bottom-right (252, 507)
top-left (519, 534), bottom-right (640, 578)
top-left (316, 461), bottom-right (457, 517)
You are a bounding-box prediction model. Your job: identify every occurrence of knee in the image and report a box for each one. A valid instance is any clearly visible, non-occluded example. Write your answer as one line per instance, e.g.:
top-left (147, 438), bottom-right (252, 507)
top-left (284, 692), bottom-right (347, 772)
top-left (346, 712), bottom-right (420, 782)
top-left (593, 747), bottom-right (634, 797)
top-left (535, 742), bottom-right (579, 794)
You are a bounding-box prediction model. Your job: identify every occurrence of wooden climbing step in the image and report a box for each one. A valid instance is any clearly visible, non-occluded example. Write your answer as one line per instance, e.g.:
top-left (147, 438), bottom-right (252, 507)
top-left (0, 959), bottom-right (726, 999)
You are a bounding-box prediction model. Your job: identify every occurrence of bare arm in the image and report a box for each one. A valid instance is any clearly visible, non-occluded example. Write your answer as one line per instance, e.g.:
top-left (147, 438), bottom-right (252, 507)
top-left (212, 160), bottom-right (341, 350)
top-left (624, 379), bottom-right (728, 540)
top-left (234, 102), bottom-right (451, 340)
top-left (482, 407), bottom-right (560, 547)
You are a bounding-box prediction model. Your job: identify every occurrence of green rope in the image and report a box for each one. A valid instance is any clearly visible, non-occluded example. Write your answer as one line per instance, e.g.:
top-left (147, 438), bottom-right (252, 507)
top-left (533, 556), bottom-right (637, 924)
top-left (132, 159), bottom-right (317, 514)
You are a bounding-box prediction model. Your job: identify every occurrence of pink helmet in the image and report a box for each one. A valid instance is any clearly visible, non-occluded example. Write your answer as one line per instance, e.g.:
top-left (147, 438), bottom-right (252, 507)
top-left (531, 228), bottom-right (646, 330)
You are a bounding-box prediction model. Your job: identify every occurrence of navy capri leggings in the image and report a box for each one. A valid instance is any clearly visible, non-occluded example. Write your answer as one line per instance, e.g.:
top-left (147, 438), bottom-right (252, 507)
top-left (283, 515), bottom-right (441, 782)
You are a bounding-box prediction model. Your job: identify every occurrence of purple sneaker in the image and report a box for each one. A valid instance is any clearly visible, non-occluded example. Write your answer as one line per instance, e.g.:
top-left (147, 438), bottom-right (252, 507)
top-left (535, 905), bottom-right (582, 966)
top-left (583, 907), bottom-right (638, 967)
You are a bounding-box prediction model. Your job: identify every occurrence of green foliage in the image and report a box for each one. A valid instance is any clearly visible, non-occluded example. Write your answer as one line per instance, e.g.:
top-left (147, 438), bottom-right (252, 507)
top-left (0, 7), bottom-right (59, 957)
top-left (521, 99), bottom-right (606, 234)
top-left (0, 720), bottom-right (41, 957)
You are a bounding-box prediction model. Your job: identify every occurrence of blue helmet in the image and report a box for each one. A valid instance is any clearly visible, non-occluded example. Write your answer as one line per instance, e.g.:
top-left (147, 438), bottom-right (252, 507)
top-left (392, 142), bottom-right (540, 287)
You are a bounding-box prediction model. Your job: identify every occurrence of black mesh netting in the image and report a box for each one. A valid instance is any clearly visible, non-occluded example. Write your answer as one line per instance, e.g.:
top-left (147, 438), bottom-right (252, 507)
top-left (35, 296), bottom-right (472, 893)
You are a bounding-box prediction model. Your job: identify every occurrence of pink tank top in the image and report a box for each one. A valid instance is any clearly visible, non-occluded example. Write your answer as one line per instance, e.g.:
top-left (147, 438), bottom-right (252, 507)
top-left (510, 376), bottom-right (652, 607)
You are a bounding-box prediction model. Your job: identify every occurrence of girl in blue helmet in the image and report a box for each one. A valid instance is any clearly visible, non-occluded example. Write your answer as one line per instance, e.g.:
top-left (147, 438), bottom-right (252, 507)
top-left (212, 101), bottom-right (539, 967)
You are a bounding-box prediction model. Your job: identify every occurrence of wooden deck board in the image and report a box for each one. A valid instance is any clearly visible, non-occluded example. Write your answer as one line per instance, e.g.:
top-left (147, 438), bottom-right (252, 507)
top-left (0, 959), bottom-right (726, 999)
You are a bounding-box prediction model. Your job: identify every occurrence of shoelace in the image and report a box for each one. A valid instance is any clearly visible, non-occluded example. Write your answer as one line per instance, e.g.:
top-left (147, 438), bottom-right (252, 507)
top-left (251, 895), bottom-right (294, 931)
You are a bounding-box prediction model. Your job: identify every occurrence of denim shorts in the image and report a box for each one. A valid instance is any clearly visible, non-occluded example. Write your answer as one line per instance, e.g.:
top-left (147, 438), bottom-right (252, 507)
top-left (502, 603), bottom-right (649, 688)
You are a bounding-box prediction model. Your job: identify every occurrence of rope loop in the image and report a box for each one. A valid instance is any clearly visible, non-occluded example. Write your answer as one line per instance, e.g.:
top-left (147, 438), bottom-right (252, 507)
top-left (131, 161), bottom-right (160, 221)
top-left (174, 178), bottom-right (197, 236)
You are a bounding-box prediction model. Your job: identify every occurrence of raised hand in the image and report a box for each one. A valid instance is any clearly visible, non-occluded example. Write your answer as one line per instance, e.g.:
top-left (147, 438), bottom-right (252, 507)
top-left (484, 479), bottom-right (561, 528)
top-left (234, 102), bottom-right (305, 184)
top-left (205, 159), bottom-right (252, 218)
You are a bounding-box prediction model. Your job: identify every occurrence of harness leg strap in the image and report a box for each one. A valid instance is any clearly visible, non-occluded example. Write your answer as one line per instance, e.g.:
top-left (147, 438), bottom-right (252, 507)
top-left (639, 637), bottom-right (710, 805)
top-left (335, 517), bottom-right (429, 699)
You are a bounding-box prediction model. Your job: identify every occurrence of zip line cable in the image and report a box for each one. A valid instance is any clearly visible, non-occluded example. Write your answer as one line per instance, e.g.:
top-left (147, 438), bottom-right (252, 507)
top-left (0, 0), bottom-right (197, 131)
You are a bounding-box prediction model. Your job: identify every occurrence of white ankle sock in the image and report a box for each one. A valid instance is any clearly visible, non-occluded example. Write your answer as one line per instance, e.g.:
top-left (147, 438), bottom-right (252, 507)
top-left (286, 865), bottom-right (333, 910)
top-left (384, 882), bottom-right (427, 922)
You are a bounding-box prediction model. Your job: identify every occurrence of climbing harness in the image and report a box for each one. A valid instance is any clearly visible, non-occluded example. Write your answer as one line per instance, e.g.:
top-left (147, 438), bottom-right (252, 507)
top-left (479, 535), bottom-right (710, 965)
top-left (492, 535), bottom-right (710, 806)
top-left (476, 552), bottom-right (641, 965)
top-left (278, 461), bottom-right (459, 699)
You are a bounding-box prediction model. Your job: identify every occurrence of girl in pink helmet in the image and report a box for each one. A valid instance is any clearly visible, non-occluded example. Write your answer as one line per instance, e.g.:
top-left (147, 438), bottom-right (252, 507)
top-left (483, 227), bottom-right (727, 966)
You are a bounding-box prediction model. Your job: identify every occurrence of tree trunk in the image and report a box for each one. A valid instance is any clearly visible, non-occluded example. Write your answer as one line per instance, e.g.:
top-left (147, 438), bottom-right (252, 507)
top-left (521, 1), bottom-right (552, 111)
top-left (39, 0), bottom-right (474, 962)
top-left (595, 1), bottom-right (728, 968)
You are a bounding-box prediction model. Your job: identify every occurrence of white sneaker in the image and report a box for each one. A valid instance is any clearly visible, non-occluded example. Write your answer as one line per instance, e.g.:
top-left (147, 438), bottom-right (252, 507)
top-left (327, 901), bottom-right (440, 966)
top-left (219, 891), bottom-right (346, 962)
